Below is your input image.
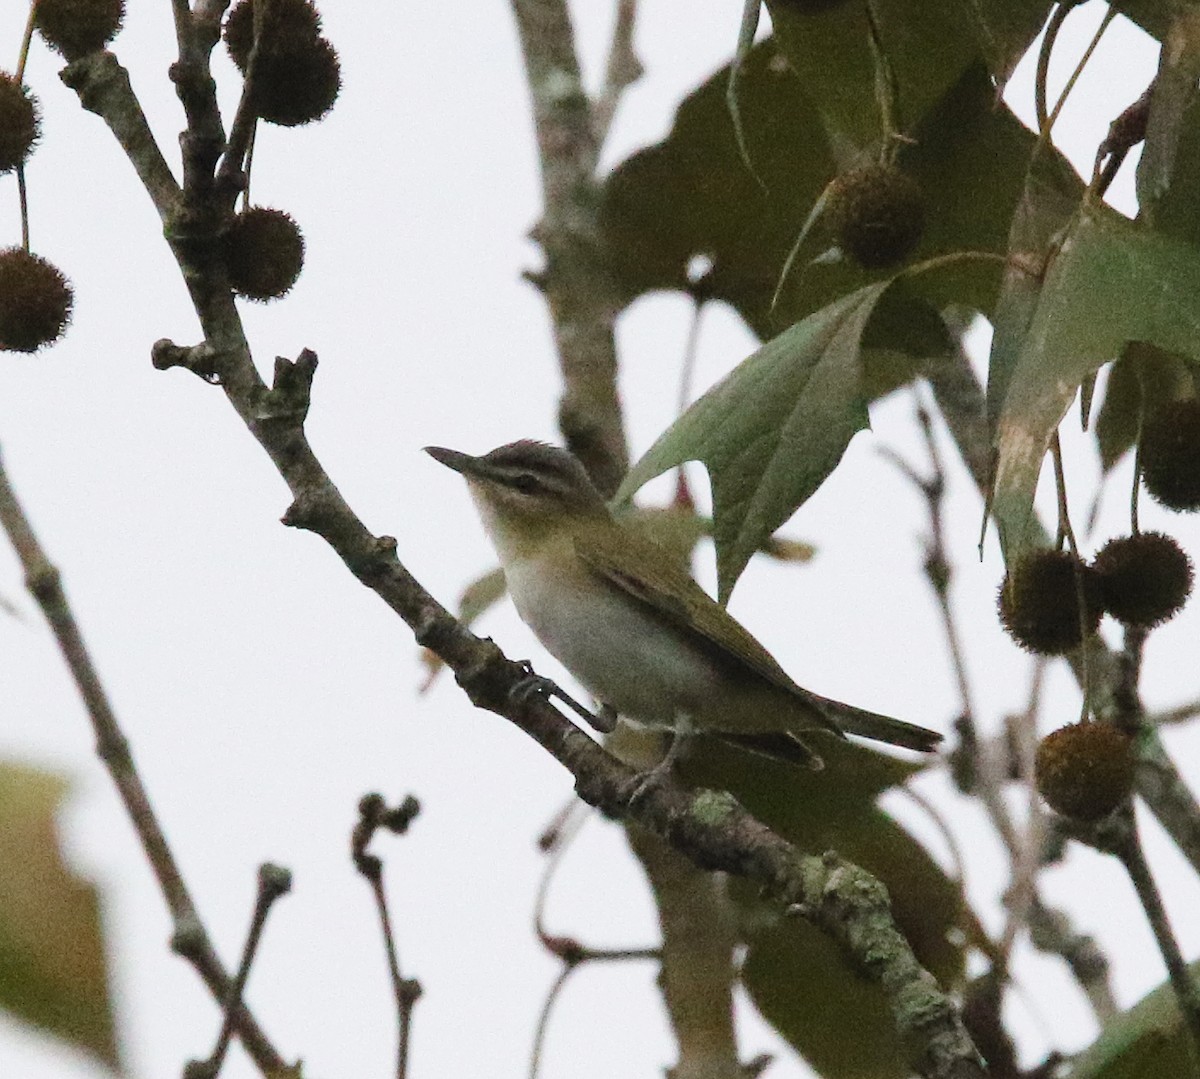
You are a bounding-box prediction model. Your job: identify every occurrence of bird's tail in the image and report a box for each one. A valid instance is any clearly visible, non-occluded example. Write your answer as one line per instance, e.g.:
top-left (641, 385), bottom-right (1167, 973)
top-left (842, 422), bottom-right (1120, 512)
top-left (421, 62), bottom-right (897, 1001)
top-left (806, 693), bottom-right (943, 753)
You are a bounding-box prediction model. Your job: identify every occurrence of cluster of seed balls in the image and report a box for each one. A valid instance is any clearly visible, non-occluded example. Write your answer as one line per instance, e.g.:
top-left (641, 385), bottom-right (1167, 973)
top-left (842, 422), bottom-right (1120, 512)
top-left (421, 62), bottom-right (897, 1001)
top-left (215, 0), bottom-right (344, 302)
top-left (999, 411), bottom-right (1200, 822)
top-left (0, 0), bottom-right (127, 351)
top-left (0, 0), bottom-right (337, 353)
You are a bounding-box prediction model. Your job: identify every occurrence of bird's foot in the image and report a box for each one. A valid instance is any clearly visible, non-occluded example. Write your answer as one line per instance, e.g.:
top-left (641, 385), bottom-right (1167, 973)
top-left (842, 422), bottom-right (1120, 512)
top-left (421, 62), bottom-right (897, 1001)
top-left (627, 732), bottom-right (687, 808)
top-left (510, 662), bottom-right (617, 734)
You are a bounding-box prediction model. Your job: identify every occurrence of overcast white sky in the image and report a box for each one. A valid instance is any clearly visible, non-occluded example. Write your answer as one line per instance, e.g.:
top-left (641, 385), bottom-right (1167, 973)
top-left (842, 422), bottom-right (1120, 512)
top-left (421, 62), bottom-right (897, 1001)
top-left (1, 3), bottom-right (1197, 1078)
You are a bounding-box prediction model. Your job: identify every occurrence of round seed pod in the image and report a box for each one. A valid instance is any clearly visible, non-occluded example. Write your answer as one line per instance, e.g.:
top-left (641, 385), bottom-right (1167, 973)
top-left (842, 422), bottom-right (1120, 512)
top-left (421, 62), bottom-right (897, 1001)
top-left (252, 37), bottom-right (341, 127)
top-left (998, 549), bottom-right (1102, 655)
top-left (0, 248), bottom-right (73, 353)
top-left (224, 0), bottom-right (340, 126)
top-left (1140, 398), bottom-right (1200, 511)
top-left (0, 73), bottom-right (39, 175)
top-left (224, 0), bottom-right (323, 73)
top-left (35, 0), bottom-right (125, 60)
top-left (827, 163), bottom-right (924, 270)
top-left (224, 207), bottom-right (304, 301)
top-left (1093, 531), bottom-right (1192, 628)
top-left (1035, 722), bottom-right (1133, 821)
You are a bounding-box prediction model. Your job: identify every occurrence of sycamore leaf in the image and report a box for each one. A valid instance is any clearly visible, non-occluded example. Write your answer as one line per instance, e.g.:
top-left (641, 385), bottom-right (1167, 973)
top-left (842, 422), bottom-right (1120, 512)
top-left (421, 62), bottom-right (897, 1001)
top-left (0, 761), bottom-right (118, 1070)
top-left (992, 206), bottom-right (1200, 556)
top-left (600, 47), bottom-right (1054, 338)
top-left (1068, 960), bottom-right (1200, 1079)
top-left (765, 0), bottom-right (978, 149)
top-left (962, 0), bottom-right (1054, 88)
top-left (616, 282), bottom-right (947, 602)
top-left (681, 737), bottom-right (968, 1079)
top-left (1094, 342), bottom-right (1198, 473)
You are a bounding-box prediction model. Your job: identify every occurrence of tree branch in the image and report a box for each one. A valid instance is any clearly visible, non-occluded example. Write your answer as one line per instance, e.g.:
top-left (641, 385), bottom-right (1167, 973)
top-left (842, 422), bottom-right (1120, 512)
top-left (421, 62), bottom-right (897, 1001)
top-left (0, 453), bottom-right (288, 1076)
top-left (509, 0), bottom-right (629, 496)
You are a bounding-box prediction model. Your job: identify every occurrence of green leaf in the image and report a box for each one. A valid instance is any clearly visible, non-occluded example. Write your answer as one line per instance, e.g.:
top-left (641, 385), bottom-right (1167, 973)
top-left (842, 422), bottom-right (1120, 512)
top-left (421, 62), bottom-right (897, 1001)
top-left (0, 761), bottom-right (118, 1070)
top-left (681, 737), bottom-right (968, 1079)
top-left (986, 149), bottom-right (1085, 433)
top-left (765, 0), bottom-right (978, 148)
top-left (1068, 959), bottom-right (1200, 1079)
top-left (1094, 342), bottom-right (1197, 472)
top-left (1115, 0), bottom-right (1175, 42)
top-left (617, 283), bottom-right (896, 601)
top-left (601, 50), bottom-right (1063, 338)
top-left (992, 206), bottom-right (1200, 556)
top-left (962, 0), bottom-right (1054, 88)
top-left (1137, 10), bottom-right (1200, 246)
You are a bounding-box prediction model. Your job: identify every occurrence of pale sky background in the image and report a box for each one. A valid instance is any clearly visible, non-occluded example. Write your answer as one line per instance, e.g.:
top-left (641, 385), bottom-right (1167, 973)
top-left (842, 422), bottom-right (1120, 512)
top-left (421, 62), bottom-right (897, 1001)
top-left (1, 3), bottom-right (1198, 1078)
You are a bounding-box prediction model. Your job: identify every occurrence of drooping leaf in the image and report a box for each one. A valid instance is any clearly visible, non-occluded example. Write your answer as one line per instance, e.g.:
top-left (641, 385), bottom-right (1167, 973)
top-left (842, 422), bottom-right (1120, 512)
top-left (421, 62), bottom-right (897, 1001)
top-left (1115, 0), bottom-right (1176, 42)
top-left (1094, 342), bottom-right (1197, 472)
top-left (765, 0), bottom-right (978, 149)
top-left (616, 282), bottom-right (937, 601)
top-left (601, 48), bottom-right (1064, 338)
top-left (992, 206), bottom-right (1200, 556)
top-left (1067, 959), bottom-right (1200, 1079)
top-left (986, 148), bottom-right (1085, 432)
top-left (0, 761), bottom-right (118, 1070)
top-left (1136, 9), bottom-right (1200, 246)
top-left (962, 0), bottom-right (1054, 88)
top-left (681, 737), bottom-right (969, 1079)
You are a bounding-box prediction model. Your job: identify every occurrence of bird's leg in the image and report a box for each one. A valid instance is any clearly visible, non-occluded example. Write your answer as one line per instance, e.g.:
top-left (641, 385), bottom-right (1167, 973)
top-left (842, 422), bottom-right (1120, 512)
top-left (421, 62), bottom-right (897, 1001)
top-left (510, 661), bottom-right (617, 734)
top-left (628, 719), bottom-right (693, 806)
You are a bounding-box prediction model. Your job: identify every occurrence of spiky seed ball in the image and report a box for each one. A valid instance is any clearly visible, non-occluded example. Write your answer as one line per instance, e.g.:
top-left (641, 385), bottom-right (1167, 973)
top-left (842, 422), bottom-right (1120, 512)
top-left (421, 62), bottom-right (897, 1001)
top-left (224, 207), bottom-right (304, 301)
top-left (224, 0), bottom-right (323, 73)
top-left (998, 549), bottom-right (1102, 655)
top-left (827, 163), bottom-right (924, 270)
top-left (224, 0), bottom-right (339, 126)
top-left (1035, 722), bottom-right (1133, 821)
top-left (0, 248), bottom-right (73, 353)
top-left (0, 74), bottom-right (39, 175)
top-left (1140, 398), bottom-right (1200, 511)
top-left (253, 37), bottom-right (341, 127)
top-left (1093, 532), bottom-right (1193, 628)
top-left (35, 0), bottom-right (125, 60)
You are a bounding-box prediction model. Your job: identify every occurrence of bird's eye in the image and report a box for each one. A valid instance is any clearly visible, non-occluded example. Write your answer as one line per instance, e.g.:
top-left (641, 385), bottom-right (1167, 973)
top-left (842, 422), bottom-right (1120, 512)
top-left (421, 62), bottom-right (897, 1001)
top-left (510, 473), bottom-right (539, 493)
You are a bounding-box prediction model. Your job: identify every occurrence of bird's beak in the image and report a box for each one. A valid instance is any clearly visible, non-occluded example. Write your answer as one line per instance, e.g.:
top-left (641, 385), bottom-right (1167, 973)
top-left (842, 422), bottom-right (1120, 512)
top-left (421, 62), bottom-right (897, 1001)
top-left (424, 445), bottom-right (482, 477)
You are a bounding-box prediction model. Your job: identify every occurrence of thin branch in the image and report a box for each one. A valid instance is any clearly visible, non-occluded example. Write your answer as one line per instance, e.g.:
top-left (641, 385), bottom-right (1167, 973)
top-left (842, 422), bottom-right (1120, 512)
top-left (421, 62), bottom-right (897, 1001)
top-left (590, 0), bottom-right (641, 150)
top-left (1113, 819), bottom-right (1200, 1072)
top-left (352, 794), bottom-right (423, 1079)
top-left (0, 452), bottom-right (287, 1075)
top-left (509, 0), bottom-right (629, 495)
top-left (185, 864), bottom-right (293, 1079)
top-left (1027, 899), bottom-right (1116, 1022)
top-left (926, 338), bottom-right (1200, 877)
top-left (59, 53), bottom-right (181, 221)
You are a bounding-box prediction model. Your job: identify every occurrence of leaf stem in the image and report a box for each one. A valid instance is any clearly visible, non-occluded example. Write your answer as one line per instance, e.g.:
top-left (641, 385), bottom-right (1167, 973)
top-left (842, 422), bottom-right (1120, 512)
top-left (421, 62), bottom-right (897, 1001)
top-left (1050, 431), bottom-right (1092, 723)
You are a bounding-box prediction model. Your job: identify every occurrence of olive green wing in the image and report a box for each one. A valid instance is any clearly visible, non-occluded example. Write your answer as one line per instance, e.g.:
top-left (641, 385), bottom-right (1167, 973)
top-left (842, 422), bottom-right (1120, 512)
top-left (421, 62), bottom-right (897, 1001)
top-left (574, 525), bottom-right (941, 753)
top-left (572, 524), bottom-right (807, 695)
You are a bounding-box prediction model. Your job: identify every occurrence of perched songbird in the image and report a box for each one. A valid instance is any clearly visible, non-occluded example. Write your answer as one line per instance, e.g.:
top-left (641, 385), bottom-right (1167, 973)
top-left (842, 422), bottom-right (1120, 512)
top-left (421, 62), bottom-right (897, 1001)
top-left (426, 440), bottom-right (941, 766)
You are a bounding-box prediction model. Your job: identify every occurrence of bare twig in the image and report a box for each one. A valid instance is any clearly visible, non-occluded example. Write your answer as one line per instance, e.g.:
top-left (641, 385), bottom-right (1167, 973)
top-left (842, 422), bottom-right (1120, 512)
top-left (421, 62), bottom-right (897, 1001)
top-left (352, 793), bottom-right (424, 1079)
top-left (923, 345), bottom-right (1200, 877)
top-left (591, 0), bottom-right (641, 149)
top-left (0, 453), bottom-right (288, 1075)
top-left (1027, 899), bottom-right (1116, 1022)
top-left (185, 864), bottom-right (294, 1079)
top-left (1112, 819), bottom-right (1200, 1073)
top-left (509, 0), bottom-right (629, 495)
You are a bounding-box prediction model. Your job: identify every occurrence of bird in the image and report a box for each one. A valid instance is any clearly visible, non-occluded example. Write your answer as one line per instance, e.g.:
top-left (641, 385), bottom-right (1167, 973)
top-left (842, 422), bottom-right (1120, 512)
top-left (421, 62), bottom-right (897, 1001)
top-left (425, 439), bottom-right (941, 767)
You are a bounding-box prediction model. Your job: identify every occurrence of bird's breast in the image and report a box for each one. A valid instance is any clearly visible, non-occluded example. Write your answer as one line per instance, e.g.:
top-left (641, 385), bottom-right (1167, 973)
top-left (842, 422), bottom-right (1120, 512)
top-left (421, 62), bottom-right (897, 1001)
top-left (503, 553), bottom-right (715, 726)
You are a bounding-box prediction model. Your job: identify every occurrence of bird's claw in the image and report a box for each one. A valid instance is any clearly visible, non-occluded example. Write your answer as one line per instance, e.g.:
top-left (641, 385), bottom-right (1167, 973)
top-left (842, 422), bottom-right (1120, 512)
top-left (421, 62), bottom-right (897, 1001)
top-left (510, 662), bottom-right (617, 734)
